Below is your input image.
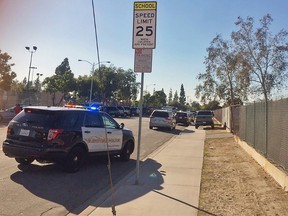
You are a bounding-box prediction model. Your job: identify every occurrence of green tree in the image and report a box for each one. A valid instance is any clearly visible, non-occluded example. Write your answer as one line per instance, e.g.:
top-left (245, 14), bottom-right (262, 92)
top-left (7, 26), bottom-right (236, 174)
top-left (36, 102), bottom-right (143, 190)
top-left (168, 88), bottom-right (173, 105)
top-left (0, 50), bottom-right (16, 91)
top-left (131, 80), bottom-right (140, 105)
top-left (196, 34), bottom-right (249, 105)
top-left (112, 68), bottom-right (137, 105)
top-left (191, 101), bottom-right (201, 111)
top-left (232, 14), bottom-right (288, 103)
top-left (205, 100), bottom-right (221, 110)
top-left (143, 92), bottom-right (152, 107)
top-left (153, 89), bottom-right (167, 107)
top-left (75, 75), bottom-right (91, 103)
top-left (179, 84), bottom-right (186, 105)
top-left (142, 89), bottom-right (166, 108)
top-left (42, 58), bottom-right (76, 105)
top-left (96, 67), bottom-right (137, 105)
top-left (173, 90), bottom-right (179, 103)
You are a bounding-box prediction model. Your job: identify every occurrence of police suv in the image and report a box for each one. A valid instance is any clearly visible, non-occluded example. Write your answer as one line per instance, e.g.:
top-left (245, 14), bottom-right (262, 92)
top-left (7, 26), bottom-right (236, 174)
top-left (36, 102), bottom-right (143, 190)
top-left (2, 106), bottom-right (135, 172)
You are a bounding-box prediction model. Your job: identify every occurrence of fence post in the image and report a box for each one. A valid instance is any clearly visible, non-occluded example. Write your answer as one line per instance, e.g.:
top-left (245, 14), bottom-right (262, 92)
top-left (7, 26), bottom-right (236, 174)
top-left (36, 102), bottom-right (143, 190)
top-left (253, 101), bottom-right (255, 147)
top-left (265, 101), bottom-right (268, 156)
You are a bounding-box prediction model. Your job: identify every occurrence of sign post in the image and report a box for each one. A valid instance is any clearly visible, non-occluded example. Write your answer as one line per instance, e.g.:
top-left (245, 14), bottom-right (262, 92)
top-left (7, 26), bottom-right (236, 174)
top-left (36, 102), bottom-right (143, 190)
top-left (133, 1), bottom-right (157, 184)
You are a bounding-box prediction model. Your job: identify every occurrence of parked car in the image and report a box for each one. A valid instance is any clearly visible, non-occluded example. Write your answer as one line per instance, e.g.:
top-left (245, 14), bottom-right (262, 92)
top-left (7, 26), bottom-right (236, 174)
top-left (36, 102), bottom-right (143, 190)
top-left (149, 109), bottom-right (176, 130)
top-left (117, 106), bottom-right (127, 117)
top-left (174, 111), bottom-right (190, 126)
top-left (123, 106), bottom-right (131, 116)
top-left (102, 106), bottom-right (124, 117)
top-left (188, 111), bottom-right (197, 122)
top-left (0, 105), bottom-right (23, 123)
top-left (194, 110), bottom-right (214, 129)
top-left (131, 107), bottom-right (140, 116)
top-left (2, 106), bottom-right (135, 172)
top-left (142, 107), bottom-right (154, 116)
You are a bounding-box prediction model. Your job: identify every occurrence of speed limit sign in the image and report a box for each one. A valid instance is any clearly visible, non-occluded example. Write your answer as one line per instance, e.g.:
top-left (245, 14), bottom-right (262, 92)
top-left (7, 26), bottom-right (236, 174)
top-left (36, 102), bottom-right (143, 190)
top-left (133, 1), bottom-right (157, 49)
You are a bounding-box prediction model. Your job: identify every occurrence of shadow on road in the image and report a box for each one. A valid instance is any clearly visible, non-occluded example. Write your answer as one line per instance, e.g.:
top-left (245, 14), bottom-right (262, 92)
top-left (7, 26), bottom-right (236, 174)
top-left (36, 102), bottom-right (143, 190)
top-left (10, 157), bottom-right (139, 214)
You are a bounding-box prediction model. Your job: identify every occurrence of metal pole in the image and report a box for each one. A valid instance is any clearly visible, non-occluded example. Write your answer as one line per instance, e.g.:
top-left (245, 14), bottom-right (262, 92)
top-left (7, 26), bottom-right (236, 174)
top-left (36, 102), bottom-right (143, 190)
top-left (91, 0), bottom-right (101, 70)
top-left (27, 51), bottom-right (33, 104)
top-left (136, 72), bottom-right (144, 184)
top-left (89, 63), bottom-right (95, 103)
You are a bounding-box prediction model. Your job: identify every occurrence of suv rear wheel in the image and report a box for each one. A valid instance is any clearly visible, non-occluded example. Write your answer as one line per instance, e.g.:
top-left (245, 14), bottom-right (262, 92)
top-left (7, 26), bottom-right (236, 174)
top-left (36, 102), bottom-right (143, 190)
top-left (63, 146), bottom-right (87, 173)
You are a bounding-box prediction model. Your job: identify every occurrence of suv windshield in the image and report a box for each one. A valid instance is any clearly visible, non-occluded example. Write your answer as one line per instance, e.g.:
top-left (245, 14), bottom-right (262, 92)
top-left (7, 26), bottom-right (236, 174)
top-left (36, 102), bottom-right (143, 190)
top-left (175, 112), bottom-right (187, 117)
top-left (197, 111), bottom-right (213, 116)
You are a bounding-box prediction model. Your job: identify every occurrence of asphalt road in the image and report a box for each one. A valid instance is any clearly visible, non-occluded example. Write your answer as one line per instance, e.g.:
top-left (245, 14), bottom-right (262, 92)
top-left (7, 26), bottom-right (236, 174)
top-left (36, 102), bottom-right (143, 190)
top-left (0, 117), bottom-right (186, 216)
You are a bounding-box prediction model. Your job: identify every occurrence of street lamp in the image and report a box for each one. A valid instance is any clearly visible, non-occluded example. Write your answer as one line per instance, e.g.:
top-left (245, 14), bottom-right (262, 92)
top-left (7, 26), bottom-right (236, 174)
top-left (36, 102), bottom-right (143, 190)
top-left (25, 46), bottom-right (37, 104)
top-left (36, 72), bottom-right (43, 89)
top-left (30, 66), bottom-right (37, 84)
top-left (78, 59), bottom-right (110, 103)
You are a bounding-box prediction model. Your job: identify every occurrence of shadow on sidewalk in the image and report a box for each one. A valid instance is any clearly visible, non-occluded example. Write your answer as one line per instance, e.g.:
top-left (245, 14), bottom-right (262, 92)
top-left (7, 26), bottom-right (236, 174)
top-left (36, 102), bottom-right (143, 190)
top-left (97, 158), bottom-right (165, 207)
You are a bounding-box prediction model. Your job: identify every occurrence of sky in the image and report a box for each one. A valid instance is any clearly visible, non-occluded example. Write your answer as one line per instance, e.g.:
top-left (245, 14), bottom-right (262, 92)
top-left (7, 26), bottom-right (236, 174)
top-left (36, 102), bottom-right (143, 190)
top-left (1, 0), bottom-right (288, 103)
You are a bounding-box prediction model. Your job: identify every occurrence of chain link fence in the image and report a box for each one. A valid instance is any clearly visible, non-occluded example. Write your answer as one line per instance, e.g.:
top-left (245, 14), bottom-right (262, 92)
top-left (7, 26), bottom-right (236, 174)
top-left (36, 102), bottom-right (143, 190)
top-left (215, 98), bottom-right (288, 172)
top-left (0, 90), bottom-right (64, 109)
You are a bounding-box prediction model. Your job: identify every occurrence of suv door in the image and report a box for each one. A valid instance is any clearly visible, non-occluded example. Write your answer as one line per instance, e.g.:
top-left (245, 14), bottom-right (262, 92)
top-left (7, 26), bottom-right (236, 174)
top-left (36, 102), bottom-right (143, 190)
top-left (82, 112), bottom-right (107, 151)
top-left (82, 112), bottom-right (123, 152)
top-left (101, 113), bottom-right (123, 150)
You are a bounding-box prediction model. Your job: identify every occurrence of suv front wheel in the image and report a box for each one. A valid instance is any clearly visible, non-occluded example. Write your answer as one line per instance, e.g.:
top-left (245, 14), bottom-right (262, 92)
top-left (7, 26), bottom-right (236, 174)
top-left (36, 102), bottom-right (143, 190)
top-left (120, 142), bottom-right (133, 161)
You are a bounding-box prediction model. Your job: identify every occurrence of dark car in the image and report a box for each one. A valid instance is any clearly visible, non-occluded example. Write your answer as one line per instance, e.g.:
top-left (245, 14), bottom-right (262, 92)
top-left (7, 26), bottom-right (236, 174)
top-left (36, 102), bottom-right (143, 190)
top-left (194, 110), bottom-right (214, 129)
top-left (130, 107), bottom-right (139, 116)
top-left (123, 106), bottom-right (131, 116)
top-left (102, 106), bottom-right (124, 117)
top-left (174, 111), bottom-right (190, 126)
top-left (116, 106), bottom-right (127, 117)
top-left (2, 106), bottom-right (135, 172)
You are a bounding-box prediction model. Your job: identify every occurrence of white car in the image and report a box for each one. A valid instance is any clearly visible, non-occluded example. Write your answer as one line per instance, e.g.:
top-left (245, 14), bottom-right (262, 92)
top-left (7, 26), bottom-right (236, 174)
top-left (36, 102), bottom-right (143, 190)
top-left (149, 109), bottom-right (176, 130)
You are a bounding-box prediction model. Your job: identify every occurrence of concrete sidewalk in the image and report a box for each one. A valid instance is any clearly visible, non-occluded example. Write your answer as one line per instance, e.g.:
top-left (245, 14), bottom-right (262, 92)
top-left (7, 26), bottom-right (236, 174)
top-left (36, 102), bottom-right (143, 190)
top-left (81, 126), bottom-right (206, 216)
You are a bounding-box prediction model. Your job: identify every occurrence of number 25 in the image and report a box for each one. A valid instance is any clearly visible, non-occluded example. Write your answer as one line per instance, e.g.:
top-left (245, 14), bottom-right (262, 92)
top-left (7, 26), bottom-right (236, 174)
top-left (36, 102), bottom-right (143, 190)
top-left (136, 26), bottom-right (153, 36)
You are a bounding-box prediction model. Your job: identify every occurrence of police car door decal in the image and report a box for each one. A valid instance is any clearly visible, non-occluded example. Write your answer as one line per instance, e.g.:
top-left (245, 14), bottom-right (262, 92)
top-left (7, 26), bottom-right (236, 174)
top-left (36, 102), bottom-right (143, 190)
top-left (82, 127), bottom-right (107, 152)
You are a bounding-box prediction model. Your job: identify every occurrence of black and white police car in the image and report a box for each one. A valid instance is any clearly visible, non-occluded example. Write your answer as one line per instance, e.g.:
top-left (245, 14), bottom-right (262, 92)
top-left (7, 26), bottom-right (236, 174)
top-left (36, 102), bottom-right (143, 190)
top-left (2, 106), bottom-right (135, 172)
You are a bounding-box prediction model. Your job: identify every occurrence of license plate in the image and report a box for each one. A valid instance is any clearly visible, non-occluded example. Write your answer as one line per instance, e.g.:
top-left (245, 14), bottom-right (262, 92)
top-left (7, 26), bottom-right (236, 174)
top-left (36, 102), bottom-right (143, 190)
top-left (19, 129), bottom-right (30, 136)
top-left (203, 122), bottom-right (206, 124)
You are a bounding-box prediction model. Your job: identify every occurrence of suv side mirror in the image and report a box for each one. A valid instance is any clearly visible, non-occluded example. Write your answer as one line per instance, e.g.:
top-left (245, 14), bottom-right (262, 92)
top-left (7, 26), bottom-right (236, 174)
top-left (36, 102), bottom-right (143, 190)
top-left (120, 123), bottom-right (125, 129)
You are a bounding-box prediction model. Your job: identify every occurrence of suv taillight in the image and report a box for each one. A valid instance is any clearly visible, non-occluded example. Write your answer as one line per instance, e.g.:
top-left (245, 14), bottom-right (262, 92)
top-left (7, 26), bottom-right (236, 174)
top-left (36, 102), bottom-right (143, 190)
top-left (47, 129), bottom-right (63, 141)
top-left (165, 117), bottom-right (171, 120)
top-left (7, 127), bottom-right (14, 135)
